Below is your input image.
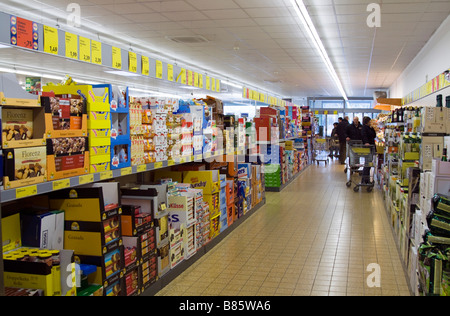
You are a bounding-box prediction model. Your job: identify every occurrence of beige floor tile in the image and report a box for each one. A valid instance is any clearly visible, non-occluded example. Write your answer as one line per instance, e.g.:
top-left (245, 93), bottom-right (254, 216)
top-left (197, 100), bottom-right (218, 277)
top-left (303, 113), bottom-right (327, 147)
top-left (156, 162), bottom-right (411, 297)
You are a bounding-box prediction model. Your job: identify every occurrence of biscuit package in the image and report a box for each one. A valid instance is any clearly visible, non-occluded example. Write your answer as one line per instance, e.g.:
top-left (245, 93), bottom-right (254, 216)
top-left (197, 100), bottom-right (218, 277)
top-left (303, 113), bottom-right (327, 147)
top-left (2, 108), bottom-right (34, 142)
top-left (3, 146), bottom-right (47, 189)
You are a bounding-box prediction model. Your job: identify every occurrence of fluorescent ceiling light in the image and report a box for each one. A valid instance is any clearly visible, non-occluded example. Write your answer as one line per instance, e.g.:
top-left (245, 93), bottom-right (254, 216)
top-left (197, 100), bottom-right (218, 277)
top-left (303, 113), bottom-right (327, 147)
top-left (290, 0), bottom-right (348, 101)
top-left (179, 86), bottom-right (201, 90)
top-left (104, 70), bottom-right (141, 77)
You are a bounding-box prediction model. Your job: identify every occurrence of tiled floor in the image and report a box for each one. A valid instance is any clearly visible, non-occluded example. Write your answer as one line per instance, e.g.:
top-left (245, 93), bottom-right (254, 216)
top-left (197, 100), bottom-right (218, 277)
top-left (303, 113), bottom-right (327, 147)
top-left (156, 161), bottom-right (411, 296)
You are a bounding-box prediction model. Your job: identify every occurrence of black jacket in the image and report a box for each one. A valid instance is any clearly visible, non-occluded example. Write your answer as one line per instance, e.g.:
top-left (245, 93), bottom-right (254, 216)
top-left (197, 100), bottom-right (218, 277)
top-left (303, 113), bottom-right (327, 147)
top-left (336, 120), bottom-right (349, 142)
top-left (346, 123), bottom-right (363, 141)
top-left (361, 124), bottom-right (376, 145)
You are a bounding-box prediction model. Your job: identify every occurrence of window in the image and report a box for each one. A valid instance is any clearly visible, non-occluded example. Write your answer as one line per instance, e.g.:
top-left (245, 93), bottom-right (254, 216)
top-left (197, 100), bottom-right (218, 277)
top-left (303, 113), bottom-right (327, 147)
top-left (323, 101), bottom-right (344, 109)
top-left (346, 101), bottom-right (373, 109)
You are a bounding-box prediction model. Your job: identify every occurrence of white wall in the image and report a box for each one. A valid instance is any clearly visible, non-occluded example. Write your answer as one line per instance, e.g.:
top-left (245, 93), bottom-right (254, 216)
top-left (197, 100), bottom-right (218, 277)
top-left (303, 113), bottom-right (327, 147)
top-left (389, 15), bottom-right (450, 99)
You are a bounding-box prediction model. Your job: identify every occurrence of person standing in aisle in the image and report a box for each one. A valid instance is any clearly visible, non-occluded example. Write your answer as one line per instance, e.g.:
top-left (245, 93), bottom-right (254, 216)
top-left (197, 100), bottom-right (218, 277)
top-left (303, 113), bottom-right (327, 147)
top-left (336, 116), bottom-right (349, 164)
top-left (345, 117), bottom-right (363, 142)
top-left (329, 122), bottom-right (339, 158)
top-left (361, 116), bottom-right (376, 184)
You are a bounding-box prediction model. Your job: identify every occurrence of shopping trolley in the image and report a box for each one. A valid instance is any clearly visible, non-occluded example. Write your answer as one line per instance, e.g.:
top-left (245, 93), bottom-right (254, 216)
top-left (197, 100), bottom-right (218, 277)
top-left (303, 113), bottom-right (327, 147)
top-left (313, 137), bottom-right (329, 165)
top-left (345, 141), bottom-right (376, 192)
top-left (328, 137), bottom-right (340, 159)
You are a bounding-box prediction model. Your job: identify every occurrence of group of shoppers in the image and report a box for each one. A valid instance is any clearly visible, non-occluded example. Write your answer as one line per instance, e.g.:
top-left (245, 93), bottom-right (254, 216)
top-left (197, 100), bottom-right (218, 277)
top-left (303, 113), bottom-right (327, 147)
top-left (332, 116), bottom-right (376, 183)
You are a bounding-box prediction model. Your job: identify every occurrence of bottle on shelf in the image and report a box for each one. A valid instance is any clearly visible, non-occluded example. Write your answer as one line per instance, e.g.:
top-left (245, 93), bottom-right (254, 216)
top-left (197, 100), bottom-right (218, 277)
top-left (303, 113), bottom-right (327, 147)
top-left (446, 96), bottom-right (450, 108)
top-left (442, 147), bottom-right (448, 162)
top-left (436, 94), bottom-right (443, 108)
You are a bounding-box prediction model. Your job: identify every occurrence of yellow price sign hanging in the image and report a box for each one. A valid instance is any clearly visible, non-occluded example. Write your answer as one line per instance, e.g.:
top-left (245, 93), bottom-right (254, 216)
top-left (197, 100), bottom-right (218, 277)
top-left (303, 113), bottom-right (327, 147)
top-left (216, 79), bottom-right (220, 93)
top-left (79, 37), bottom-right (91, 62)
top-left (65, 32), bottom-right (78, 60)
top-left (156, 60), bottom-right (163, 79)
top-left (211, 77), bottom-right (216, 91)
top-left (91, 40), bottom-right (102, 65)
top-left (194, 72), bottom-right (199, 88)
top-left (167, 64), bottom-right (174, 81)
top-left (199, 74), bottom-right (203, 89)
top-left (128, 51), bottom-right (137, 73)
top-left (44, 25), bottom-right (59, 55)
top-left (187, 70), bottom-right (193, 86)
top-left (142, 56), bottom-right (149, 76)
top-left (177, 68), bottom-right (186, 84)
top-left (206, 76), bottom-right (211, 90)
top-left (112, 46), bottom-right (122, 70)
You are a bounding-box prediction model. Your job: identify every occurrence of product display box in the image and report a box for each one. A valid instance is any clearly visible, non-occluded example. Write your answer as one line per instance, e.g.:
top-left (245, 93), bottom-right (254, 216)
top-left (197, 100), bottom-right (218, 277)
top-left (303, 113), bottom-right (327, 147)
top-left (183, 170), bottom-right (219, 194)
top-left (140, 254), bottom-right (158, 291)
top-left (111, 141), bottom-right (131, 170)
top-left (420, 136), bottom-right (444, 171)
top-left (2, 107), bottom-right (47, 149)
top-left (46, 136), bottom-right (90, 181)
top-left (76, 247), bottom-right (124, 293)
top-left (1, 213), bottom-right (21, 252)
top-left (157, 243), bottom-right (170, 277)
top-left (124, 266), bottom-right (140, 296)
top-left (43, 84), bottom-right (111, 113)
top-left (3, 145), bottom-right (47, 189)
top-left (121, 204), bottom-right (153, 237)
top-left (121, 184), bottom-right (169, 220)
top-left (21, 209), bottom-right (64, 250)
top-left (3, 248), bottom-right (76, 296)
top-left (41, 96), bottom-right (88, 139)
top-left (169, 240), bottom-right (185, 269)
top-left (88, 111), bottom-right (111, 130)
top-left (168, 195), bottom-right (196, 226)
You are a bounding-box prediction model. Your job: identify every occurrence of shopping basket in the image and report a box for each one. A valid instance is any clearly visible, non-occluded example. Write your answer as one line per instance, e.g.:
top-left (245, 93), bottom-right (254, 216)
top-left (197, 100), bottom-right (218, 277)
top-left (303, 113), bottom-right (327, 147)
top-left (345, 141), bottom-right (376, 192)
top-left (313, 137), bottom-right (329, 165)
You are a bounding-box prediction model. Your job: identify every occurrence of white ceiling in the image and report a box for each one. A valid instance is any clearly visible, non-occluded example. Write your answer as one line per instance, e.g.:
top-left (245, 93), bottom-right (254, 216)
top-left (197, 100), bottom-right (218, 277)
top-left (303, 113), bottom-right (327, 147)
top-left (2, 0), bottom-right (449, 101)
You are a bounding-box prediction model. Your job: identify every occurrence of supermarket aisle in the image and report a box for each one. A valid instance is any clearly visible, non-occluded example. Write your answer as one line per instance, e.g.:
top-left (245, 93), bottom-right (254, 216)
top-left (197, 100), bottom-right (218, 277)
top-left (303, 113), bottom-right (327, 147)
top-left (156, 161), bottom-right (411, 296)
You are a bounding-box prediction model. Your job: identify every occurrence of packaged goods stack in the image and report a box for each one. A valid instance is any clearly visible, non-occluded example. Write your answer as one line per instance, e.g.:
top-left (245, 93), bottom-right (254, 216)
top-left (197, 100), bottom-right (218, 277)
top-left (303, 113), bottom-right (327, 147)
top-left (140, 99), bottom-right (155, 164)
top-left (219, 174), bottom-right (228, 232)
top-left (225, 178), bottom-right (235, 228)
top-left (49, 183), bottom-right (124, 296)
top-left (190, 105), bottom-right (204, 156)
top-left (148, 99), bottom-right (170, 162)
top-left (1, 89), bottom-right (48, 190)
top-left (183, 170), bottom-right (220, 240)
top-left (166, 182), bottom-right (186, 269)
top-left (120, 183), bottom-right (170, 279)
top-left (110, 86), bottom-right (132, 169)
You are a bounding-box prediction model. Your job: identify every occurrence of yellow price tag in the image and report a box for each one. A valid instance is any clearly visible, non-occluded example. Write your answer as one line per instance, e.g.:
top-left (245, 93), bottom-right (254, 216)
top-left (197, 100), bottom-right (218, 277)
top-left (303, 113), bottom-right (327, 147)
top-left (79, 174), bottom-right (94, 185)
top-left (188, 70), bottom-right (193, 86)
top-left (112, 46), bottom-right (122, 69)
top-left (206, 76), bottom-right (210, 90)
top-left (167, 64), bottom-right (174, 81)
top-left (142, 56), bottom-right (149, 76)
top-left (53, 179), bottom-right (71, 191)
top-left (79, 37), bottom-right (91, 62)
top-left (121, 167), bottom-right (132, 176)
top-left (16, 185), bottom-right (38, 199)
top-left (91, 40), bottom-right (102, 65)
top-left (194, 72), bottom-right (199, 87)
top-left (100, 170), bottom-right (113, 180)
top-left (199, 74), bottom-right (203, 88)
top-left (216, 79), bottom-right (220, 93)
top-left (154, 162), bottom-right (163, 169)
top-left (211, 77), bottom-right (216, 91)
top-left (129, 51), bottom-right (137, 73)
top-left (168, 160), bottom-right (175, 166)
top-left (137, 164), bottom-right (147, 173)
top-left (156, 60), bottom-right (163, 79)
top-left (44, 25), bottom-right (58, 55)
top-left (65, 32), bottom-right (78, 59)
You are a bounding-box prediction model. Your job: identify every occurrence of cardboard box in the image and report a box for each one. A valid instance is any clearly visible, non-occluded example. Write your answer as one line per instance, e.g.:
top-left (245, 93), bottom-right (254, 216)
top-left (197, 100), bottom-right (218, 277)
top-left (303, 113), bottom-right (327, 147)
top-left (1, 213), bottom-right (21, 252)
top-left (42, 96), bottom-right (88, 139)
top-left (420, 136), bottom-right (444, 171)
top-left (21, 210), bottom-right (64, 250)
top-left (121, 204), bottom-right (153, 237)
top-left (3, 146), bottom-right (47, 189)
top-left (140, 254), bottom-right (157, 291)
top-left (2, 107), bottom-right (47, 149)
top-left (46, 137), bottom-right (89, 181)
top-left (183, 170), bottom-right (220, 194)
top-left (124, 266), bottom-right (140, 296)
top-left (432, 159), bottom-right (450, 177)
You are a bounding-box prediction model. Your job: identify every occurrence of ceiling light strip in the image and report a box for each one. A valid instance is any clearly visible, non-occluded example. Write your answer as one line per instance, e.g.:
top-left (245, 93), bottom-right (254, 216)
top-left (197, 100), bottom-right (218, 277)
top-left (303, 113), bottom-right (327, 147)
top-left (290, 0), bottom-right (348, 100)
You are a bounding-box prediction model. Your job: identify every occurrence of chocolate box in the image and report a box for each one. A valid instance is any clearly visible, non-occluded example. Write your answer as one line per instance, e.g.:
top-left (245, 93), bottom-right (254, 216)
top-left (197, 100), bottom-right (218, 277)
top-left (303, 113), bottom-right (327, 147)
top-left (3, 146), bottom-right (47, 190)
top-left (46, 136), bottom-right (89, 180)
top-left (2, 107), bottom-right (47, 149)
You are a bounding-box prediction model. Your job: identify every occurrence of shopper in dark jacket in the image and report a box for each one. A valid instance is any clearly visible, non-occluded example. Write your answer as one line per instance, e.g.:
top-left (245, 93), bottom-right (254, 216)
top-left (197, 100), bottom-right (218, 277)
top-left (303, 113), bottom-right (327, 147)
top-left (346, 117), bottom-right (363, 141)
top-left (336, 117), bottom-right (349, 164)
top-left (361, 116), bottom-right (376, 183)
